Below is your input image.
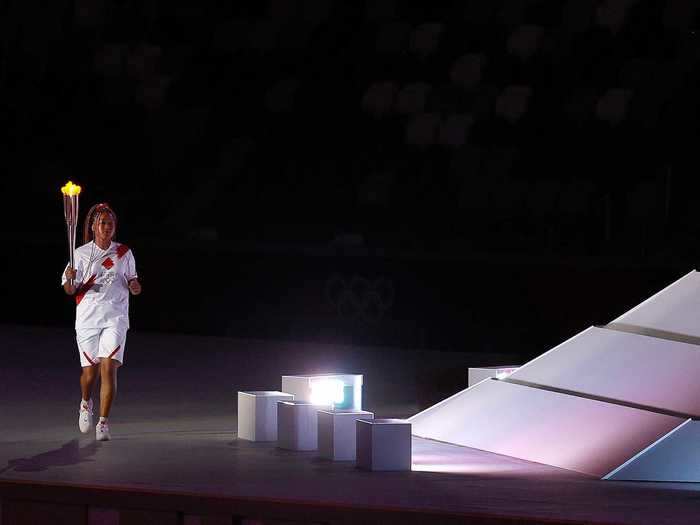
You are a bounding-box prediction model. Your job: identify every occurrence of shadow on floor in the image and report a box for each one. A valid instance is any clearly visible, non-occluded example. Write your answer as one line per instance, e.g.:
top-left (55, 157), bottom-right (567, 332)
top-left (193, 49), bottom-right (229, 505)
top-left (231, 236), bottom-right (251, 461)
top-left (0, 439), bottom-right (100, 473)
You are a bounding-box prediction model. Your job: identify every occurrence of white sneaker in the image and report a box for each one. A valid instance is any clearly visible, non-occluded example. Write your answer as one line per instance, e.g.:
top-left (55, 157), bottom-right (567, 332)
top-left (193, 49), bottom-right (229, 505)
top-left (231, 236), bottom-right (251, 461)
top-left (78, 400), bottom-right (93, 434)
top-left (96, 421), bottom-right (111, 441)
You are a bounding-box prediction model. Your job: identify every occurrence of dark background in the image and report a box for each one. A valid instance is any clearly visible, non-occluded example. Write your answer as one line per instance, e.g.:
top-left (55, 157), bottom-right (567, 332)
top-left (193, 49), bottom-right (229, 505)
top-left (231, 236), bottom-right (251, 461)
top-left (1, 0), bottom-right (698, 364)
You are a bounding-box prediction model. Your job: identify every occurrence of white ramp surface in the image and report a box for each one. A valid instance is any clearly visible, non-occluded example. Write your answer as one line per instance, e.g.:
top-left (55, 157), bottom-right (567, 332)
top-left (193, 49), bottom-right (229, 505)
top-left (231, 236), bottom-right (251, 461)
top-left (508, 327), bottom-right (700, 417)
top-left (409, 379), bottom-right (685, 477)
top-left (609, 270), bottom-right (700, 339)
top-left (605, 420), bottom-right (700, 482)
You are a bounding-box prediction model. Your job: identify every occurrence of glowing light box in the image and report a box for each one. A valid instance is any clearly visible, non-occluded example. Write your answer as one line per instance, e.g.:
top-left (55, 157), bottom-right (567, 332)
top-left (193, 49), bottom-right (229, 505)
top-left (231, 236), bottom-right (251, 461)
top-left (282, 374), bottom-right (363, 410)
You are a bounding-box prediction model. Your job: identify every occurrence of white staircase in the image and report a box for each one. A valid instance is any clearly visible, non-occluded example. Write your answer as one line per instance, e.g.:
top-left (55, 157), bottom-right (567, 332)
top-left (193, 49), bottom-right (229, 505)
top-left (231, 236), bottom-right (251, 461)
top-left (410, 270), bottom-right (700, 481)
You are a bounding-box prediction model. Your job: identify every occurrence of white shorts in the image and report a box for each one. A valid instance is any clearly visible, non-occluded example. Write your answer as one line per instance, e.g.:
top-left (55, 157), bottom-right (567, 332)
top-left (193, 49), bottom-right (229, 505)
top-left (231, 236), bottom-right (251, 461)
top-left (76, 327), bottom-right (127, 367)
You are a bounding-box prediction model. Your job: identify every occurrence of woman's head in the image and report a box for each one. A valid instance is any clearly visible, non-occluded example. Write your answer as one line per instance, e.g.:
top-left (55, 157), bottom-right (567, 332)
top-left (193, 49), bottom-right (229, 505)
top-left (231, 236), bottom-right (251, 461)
top-left (83, 203), bottom-right (117, 245)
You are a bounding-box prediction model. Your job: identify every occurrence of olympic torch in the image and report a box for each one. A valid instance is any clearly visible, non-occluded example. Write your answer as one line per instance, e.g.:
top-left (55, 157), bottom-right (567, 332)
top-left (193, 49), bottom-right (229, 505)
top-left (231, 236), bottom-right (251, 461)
top-left (61, 181), bottom-right (82, 287)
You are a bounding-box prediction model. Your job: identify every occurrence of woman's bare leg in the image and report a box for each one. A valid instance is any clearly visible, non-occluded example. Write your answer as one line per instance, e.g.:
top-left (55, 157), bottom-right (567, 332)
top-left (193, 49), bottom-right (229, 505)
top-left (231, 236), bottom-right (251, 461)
top-left (99, 358), bottom-right (120, 418)
top-left (80, 364), bottom-right (99, 402)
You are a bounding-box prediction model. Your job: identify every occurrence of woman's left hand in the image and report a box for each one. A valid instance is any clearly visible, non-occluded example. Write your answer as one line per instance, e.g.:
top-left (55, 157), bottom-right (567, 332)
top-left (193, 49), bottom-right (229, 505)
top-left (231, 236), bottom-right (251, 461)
top-left (128, 279), bottom-right (142, 295)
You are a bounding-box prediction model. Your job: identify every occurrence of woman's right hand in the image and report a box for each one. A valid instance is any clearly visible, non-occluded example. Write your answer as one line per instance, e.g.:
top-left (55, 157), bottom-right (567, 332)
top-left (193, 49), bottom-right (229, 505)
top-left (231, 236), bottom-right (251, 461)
top-left (63, 267), bottom-right (77, 295)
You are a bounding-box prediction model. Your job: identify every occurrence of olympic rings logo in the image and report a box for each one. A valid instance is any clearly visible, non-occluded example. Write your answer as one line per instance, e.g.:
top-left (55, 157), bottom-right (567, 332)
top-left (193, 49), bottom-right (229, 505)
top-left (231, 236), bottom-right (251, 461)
top-left (325, 273), bottom-right (395, 323)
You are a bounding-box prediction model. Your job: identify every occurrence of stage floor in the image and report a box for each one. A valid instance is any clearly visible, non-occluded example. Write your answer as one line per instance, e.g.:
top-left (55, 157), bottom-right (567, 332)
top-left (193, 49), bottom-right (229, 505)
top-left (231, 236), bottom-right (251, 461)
top-left (1, 325), bottom-right (698, 525)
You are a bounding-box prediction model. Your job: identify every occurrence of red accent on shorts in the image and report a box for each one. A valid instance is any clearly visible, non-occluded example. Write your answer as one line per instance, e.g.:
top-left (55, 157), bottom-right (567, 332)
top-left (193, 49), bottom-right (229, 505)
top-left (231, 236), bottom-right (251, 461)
top-left (102, 257), bottom-right (114, 269)
top-left (116, 244), bottom-right (130, 259)
top-left (82, 352), bottom-right (96, 365)
top-left (108, 345), bottom-right (121, 359)
top-left (75, 275), bottom-right (97, 305)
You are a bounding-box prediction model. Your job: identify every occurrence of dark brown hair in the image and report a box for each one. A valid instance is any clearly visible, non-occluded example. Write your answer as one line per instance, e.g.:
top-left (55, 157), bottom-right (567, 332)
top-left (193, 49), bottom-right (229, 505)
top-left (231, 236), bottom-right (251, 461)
top-left (83, 203), bottom-right (118, 244)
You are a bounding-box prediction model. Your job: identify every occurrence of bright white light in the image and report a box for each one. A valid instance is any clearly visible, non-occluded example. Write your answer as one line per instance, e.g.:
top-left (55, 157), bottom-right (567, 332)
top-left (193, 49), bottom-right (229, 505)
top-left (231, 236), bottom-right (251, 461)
top-left (310, 378), bottom-right (345, 405)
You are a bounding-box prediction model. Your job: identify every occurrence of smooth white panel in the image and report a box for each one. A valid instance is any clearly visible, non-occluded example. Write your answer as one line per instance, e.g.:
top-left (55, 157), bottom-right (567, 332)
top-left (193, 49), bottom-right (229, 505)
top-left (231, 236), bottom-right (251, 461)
top-left (610, 270), bottom-right (700, 339)
top-left (508, 327), bottom-right (700, 417)
top-left (606, 419), bottom-right (700, 482)
top-left (409, 380), bottom-right (684, 477)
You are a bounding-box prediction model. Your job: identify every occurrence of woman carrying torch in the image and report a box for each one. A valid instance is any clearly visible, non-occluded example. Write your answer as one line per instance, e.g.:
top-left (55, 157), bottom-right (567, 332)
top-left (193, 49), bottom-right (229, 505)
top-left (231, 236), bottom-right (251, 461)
top-left (62, 195), bottom-right (141, 441)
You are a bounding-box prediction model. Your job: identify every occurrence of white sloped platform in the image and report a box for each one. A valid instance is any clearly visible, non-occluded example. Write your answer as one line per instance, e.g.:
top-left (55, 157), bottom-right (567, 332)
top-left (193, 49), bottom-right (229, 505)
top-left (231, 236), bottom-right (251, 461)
top-left (605, 420), bottom-right (700, 482)
top-left (608, 270), bottom-right (700, 340)
top-left (507, 327), bottom-right (700, 417)
top-left (409, 379), bottom-right (686, 477)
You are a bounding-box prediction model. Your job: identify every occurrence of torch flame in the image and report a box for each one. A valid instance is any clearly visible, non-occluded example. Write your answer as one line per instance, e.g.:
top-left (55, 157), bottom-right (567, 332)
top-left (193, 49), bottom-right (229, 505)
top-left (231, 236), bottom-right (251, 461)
top-left (61, 181), bottom-right (82, 196)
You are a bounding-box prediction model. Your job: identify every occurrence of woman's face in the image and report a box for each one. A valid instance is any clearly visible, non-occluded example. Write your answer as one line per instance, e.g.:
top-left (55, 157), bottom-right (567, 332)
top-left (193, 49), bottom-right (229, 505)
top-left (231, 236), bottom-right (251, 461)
top-left (93, 211), bottom-right (115, 244)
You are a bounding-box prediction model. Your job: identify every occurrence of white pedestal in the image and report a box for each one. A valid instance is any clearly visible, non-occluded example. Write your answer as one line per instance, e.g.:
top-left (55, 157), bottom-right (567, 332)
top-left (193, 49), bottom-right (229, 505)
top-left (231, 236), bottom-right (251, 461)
top-left (237, 391), bottom-right (294, 442)
top-left (318, 409), bottom-right (374, 461)
top-left (277, 401), bottom-right (328, 451)
top-left (468, 366), bottom-right (519, 387)
top-left (356, 418), bottom-right (411, 471)
top-left (281, 374), bottom-right (363, 410)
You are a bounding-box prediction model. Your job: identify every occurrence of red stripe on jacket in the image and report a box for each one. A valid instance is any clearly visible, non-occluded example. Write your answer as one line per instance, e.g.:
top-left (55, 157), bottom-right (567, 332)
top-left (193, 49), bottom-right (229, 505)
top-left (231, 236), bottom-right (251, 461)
top-left (75, 275), bottom-right (97, 305)
top-left (116, 244), bottom-right (130, 259)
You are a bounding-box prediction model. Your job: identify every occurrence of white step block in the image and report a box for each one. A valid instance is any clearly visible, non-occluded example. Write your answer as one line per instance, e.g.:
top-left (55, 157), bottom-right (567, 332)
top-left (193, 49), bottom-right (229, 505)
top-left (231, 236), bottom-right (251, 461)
top-left (237, 391), bottom-right (293, 442)
top-left (277, 401), bottom-right (327, 451)
top-left (356, 418), bottom-right (411, 471)
top-left (318, 409), bottom-right (374, 461)
top-left (410, 379), bottom-right (685, 477)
